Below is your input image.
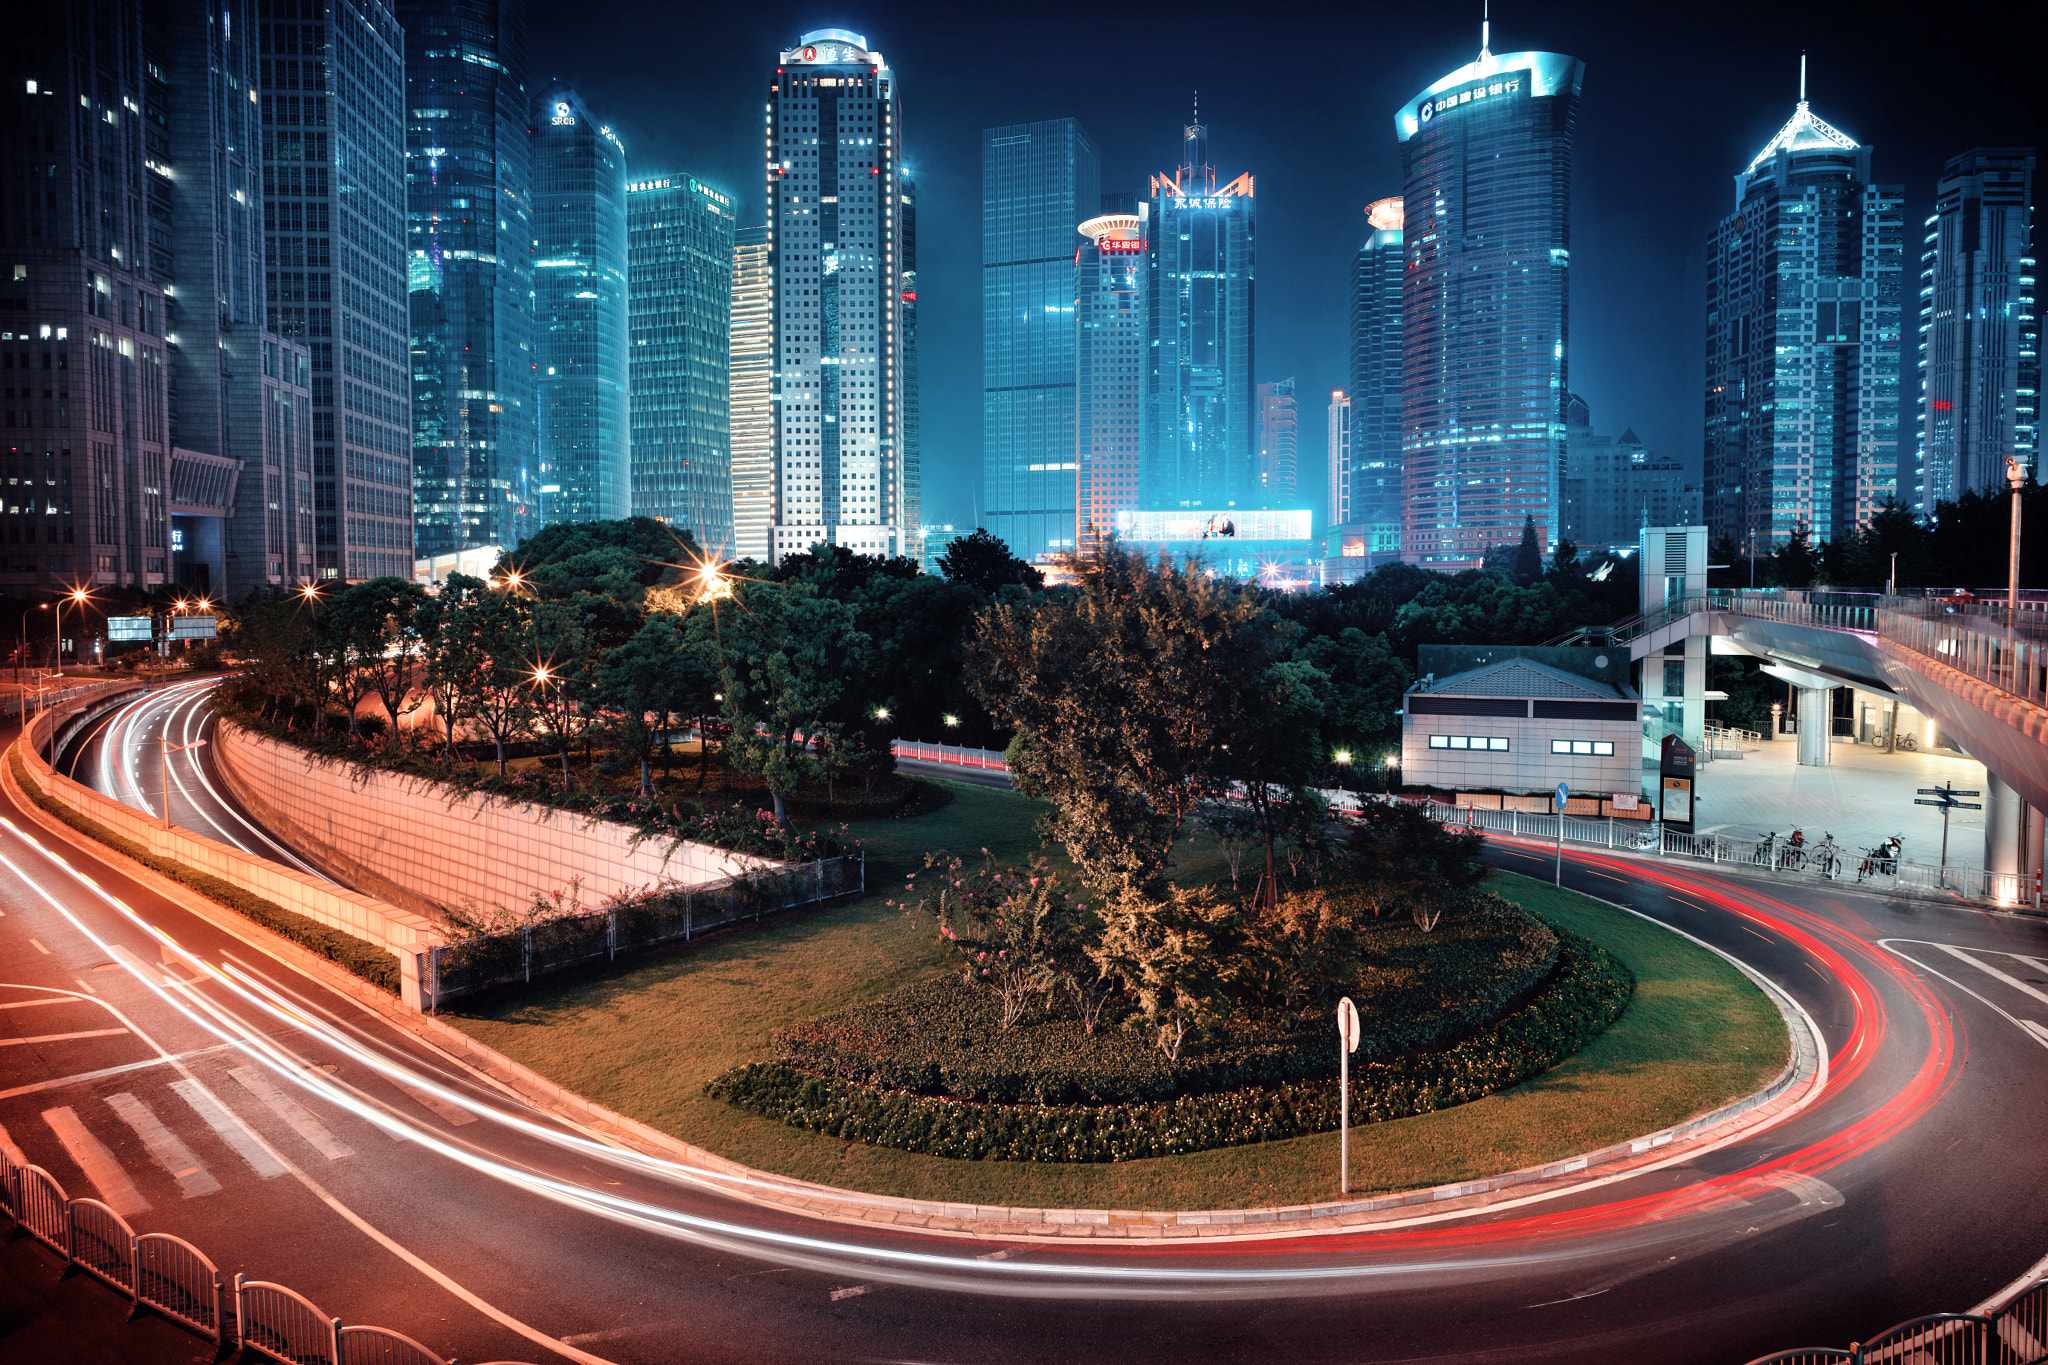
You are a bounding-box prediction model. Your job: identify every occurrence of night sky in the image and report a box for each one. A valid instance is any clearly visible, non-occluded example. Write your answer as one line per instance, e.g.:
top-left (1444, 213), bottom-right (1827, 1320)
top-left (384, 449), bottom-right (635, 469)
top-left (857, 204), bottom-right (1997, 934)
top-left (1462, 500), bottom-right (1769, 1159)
top-left (531, 0), bottom-right (2041, 532)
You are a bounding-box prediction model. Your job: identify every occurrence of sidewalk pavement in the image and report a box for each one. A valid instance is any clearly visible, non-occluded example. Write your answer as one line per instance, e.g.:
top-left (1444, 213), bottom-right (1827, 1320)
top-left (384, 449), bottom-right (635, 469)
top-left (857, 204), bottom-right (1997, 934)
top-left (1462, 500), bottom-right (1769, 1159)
top-left (1680, 732), bottom-right (1990, 873)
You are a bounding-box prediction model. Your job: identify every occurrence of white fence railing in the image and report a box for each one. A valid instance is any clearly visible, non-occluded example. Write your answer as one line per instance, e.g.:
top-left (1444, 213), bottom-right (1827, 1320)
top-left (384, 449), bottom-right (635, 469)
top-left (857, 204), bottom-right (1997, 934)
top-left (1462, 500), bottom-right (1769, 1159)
top-left (891, 738), bottom-right (1008, 771)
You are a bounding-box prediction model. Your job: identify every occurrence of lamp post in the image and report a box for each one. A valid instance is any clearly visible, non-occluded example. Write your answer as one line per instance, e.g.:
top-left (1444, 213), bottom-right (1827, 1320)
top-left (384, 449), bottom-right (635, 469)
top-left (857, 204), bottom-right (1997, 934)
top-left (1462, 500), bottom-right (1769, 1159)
top-left (159, 736), bottom-right (206, 829)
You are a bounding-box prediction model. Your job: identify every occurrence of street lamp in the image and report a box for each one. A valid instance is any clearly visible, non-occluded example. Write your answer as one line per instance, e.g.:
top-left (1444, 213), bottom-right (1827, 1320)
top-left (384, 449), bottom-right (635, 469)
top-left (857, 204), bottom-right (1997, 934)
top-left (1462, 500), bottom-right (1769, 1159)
top-left (52, 584), bottom-right (91, 676)
top-left (1333, 749), bottom-right (1352, 791)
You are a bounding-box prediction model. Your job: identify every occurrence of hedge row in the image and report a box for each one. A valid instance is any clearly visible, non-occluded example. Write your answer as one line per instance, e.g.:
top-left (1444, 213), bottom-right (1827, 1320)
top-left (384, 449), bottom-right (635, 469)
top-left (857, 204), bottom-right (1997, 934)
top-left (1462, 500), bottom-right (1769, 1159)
top-left (706, 928), bottom-right (1634, 1162)
top-left (772, 891), bottom-right (1558, 1106)
top-left (11, 751), bottom-right (399, 994)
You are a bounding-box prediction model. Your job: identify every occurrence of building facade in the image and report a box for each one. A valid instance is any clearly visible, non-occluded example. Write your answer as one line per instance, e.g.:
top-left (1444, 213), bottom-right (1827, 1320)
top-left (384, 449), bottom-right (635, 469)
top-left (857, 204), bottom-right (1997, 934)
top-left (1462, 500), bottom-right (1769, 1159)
top-left (1326, 389), bottom-right (1351, 527)
top-left (1704, 77), bottom-right (1904, 551)
top-left (627, 174), bottom-right (735, 552)
top-left (728, 224), bottom-right (772, 561)
top-left (532, 88), bottom-right (628, 527)
top-left (1396, 34), bottom-right (1582, 569)
top-left (1255, 378), bottom-right (1297, 504)
top-left (982, 119), bottom-right (1099, 564)
top-left (1075, 208), bottom-right (1145, 551)
top-left (263, 0), bottom-right (408, 584)
top-left (1401, 648), bottom-right (1642, 800)
top-left (1559, 395), bottom-right (1698, 553)
top-left (1143, 116), bottom-right (1255, 513)
top-left (900, 165), bottom-right (920, 543)
top-left (1348, 196), bottom-right (1404, 535)
top-left (400, 0), bottom-right (537, 560)
top-left (766, 30), bottom-right (907, 562)
top-left (1918, 148), bottom-right (2038, 506)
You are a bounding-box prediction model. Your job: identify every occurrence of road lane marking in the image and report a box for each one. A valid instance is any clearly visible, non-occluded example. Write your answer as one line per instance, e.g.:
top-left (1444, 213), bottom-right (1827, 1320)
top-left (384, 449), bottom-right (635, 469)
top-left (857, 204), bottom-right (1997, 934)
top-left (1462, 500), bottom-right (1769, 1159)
top-left (385, 1073), bottom-right (477, 1127)
top-left (1880, 941), bottom-right (2048, 1055)
top-left (2023, 1020), bottom-right (2048, 1047)
top-left (231, 1065), bottom-right (354, 1159)
top-left (170, 1079), bottom-right (287, 1179)
top-left (72, 977), bottom-right (96, 994)
top-left (41, 1105), bottom-right (150, 1215)
top-left (0, 1045), bottom-right (234, 1101)
top-left (829, 1285), bottom-right (870, 1301)
top-left (1672, 897), bottom-right (1709, 912)
top-left (0, 998), bottom-right (86, 1010)
top-left (1933, 943), bottom-right (2048, 1008)
top-left (0, 1027), bottom-right (129, 1047)
top-left (28, 938), bottom-right (49, 954)
top-left (0, 1119), bottom-right (27, 1167)
top-left (1743, 926), bottom-right (1773, 944)
top-left (106, 1092), bottom-right (220, 1197)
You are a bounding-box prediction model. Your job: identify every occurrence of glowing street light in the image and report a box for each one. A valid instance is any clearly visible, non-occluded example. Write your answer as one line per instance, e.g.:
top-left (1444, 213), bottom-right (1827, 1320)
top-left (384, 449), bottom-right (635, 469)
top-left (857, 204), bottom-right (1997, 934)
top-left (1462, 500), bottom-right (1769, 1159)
top-left (52, 583), bottom-right (94, 676)
top-left (873, 706), bottom-right (891, 722)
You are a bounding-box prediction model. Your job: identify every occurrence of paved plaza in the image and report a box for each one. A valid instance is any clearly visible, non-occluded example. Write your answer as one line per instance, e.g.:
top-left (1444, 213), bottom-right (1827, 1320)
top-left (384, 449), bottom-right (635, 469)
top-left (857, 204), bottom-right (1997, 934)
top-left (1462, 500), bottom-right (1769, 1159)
top-left (1678, 731), bottom-right (1992, 872)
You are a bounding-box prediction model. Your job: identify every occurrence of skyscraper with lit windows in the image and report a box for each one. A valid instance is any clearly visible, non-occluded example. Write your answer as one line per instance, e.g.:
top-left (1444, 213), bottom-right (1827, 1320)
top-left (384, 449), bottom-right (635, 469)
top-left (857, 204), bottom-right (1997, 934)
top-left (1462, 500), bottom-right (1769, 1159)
top-left (729, 224), bottom-right (773, 561)
top-left (1396, 27), bottom-right (1581, 569)
top-left (1704, 65), bottom-right (1903, 549)
top-left (766, 29), bottom-right (906, 563)
top-left (1347, 196), bottom-right (1404, 536)
top-left (1075, 207), bottom-right (1145, 550)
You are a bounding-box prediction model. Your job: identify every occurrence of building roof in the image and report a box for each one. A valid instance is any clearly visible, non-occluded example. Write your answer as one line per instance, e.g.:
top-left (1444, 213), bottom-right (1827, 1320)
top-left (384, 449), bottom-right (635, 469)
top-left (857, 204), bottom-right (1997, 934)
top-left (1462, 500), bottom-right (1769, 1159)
top-left (1417, 658), bottom-right (1633, 701)
top-left (1743, 100), bottom-right (1859, 175)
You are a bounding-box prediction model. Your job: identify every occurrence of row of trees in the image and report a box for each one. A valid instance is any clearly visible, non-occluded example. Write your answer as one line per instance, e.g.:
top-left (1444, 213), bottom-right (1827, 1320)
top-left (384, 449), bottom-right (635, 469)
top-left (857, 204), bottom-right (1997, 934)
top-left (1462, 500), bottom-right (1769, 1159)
top-left (1713, 483), bottom-right (2046, 592)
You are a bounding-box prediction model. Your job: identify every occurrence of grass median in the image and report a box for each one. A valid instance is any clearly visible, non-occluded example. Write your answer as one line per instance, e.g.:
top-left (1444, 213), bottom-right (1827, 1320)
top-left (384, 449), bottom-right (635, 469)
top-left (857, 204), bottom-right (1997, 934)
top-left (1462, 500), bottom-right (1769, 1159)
top-left (444, 781), bottom-right (1786, 1210)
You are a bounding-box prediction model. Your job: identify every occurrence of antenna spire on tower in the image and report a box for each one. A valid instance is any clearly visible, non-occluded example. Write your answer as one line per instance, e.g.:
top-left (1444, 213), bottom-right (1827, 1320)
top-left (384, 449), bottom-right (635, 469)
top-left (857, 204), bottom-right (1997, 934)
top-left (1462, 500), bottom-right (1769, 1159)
top-left (1799, 51), bottom-right (1807, 103)
top-left (1481, 0), bottom-right (1491, 57)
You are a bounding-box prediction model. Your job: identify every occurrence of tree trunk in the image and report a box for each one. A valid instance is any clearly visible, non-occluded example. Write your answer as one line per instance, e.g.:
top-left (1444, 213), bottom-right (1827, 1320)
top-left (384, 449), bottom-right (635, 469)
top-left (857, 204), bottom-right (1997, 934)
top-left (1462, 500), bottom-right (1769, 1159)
top-left (639, 755), bottom-right (651, 799)
top-left (771, 787), bottom-right (786, 825)
top-left (495, 736), bottom-right (506, 778)
top-left (559, 744), bottom-right (573, 790)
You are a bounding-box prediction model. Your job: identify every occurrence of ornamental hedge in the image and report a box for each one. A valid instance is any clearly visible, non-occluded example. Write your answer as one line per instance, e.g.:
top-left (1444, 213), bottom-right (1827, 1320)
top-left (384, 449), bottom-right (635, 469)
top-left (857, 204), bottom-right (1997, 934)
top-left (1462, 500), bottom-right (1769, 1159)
top-left (770, 890), bottom-right (1558, 1106)
top-left (705, 926), bottom-right (1633, 1163)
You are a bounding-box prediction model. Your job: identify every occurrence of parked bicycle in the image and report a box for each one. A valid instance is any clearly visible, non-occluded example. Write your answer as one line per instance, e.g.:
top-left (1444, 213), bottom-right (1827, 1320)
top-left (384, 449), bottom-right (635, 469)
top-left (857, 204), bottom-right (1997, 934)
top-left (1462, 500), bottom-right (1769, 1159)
top-left (1888, 732), bottom-right (1918, 752)
top-left (1626, 827), bottom-right (1660, 852)
top-left (1754, 832), bottom-right (1779, 867)
top-left (1778, 828), bottom-right (1808, 872)
top-left (1858, 835), bottom-right (1904, 882)
top-left (1810, 832), bottom-right (1843, 879)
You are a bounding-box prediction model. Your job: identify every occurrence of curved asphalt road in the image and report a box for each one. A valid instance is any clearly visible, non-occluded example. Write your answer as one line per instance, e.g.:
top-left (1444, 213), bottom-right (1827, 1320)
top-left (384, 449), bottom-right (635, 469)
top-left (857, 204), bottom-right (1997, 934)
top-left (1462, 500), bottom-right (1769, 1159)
top-left (1, 693), bottom-right (2044, 1363)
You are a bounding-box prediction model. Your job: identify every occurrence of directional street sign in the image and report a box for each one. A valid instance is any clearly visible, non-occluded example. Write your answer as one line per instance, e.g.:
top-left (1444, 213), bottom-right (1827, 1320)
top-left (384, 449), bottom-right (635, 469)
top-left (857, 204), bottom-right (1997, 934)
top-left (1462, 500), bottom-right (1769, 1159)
top-left (1553, 781), bottom-right (1571, 812)
top-left (1916, 798), bottom-right (1983, 810)
top-left (1916, 783), bottom-right (1982, 869)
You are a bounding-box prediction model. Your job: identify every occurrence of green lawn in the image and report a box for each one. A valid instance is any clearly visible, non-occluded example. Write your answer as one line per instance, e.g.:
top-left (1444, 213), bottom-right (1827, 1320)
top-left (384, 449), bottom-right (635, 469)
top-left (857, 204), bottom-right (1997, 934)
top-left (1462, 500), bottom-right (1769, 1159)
top-left (446, 783), bottom-right (1786, 1210)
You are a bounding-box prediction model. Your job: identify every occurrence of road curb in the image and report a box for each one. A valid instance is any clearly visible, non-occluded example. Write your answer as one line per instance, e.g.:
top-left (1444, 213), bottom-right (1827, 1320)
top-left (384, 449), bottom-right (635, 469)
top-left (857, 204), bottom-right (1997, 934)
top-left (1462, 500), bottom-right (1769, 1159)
top-left (4, 739), bottom-right (1827, 1244)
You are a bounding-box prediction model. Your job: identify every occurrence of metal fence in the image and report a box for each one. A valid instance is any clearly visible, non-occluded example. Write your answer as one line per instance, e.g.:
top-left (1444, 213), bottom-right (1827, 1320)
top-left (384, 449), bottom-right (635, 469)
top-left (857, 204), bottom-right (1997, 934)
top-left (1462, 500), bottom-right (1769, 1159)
top-left (892, 738), bottom-right (1009, 771)
top-left (0, 1138), bottom-right (536, 1364)
top-left (1744, 1279), bottom-right (2048, 1363)
top-left (426, 853), bottom-right (865, 1004)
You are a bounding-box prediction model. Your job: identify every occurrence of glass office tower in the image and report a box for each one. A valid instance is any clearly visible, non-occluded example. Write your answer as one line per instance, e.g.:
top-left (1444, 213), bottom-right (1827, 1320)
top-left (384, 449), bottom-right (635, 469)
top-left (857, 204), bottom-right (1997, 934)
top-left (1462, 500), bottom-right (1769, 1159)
top-left (263, 0), bottom-right (409, 583)
top-left (1256, 378), bottom-right (1297, 503)
top-left (1143, 115), bottom-right (1255, 512)
top-left (1395, 33), bottom-right (1581, 569)
top-left (1347, 196), bottom-right (1404, 535)
top-left (729, 224), bottom-right (773, 561)
top-left (400, 0), bottom-right (536, 558)
top-left (766, 29), bottom-right (907, 562)
top-left (1704, 72), bottom-right (1903, 550)
top-left (1075, 208), bottom-right (1145, 551)
top-left (900, 166), bottom-right (921, 548)
top-left (982, 119), bottom-right (1100, 563)
top-left (627, 174), bottom-right (735, 551)
top-left (1918, 148), bottom-right (2037, 505)
top-left (532, 88), bottom-right (629, 525)
top-left (1326, 390), bottom-right (1352, 527)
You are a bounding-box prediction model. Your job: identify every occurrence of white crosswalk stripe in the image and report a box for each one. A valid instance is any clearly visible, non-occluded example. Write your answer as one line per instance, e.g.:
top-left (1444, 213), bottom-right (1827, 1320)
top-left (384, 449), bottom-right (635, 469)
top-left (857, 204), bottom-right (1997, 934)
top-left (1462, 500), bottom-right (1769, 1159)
top-left (230, 1065), bottom-right (353, 1160)
top-left (170, 1079), bottom-right (288, 1179)
top-left (105, 1091), bottom-right (220, 1197)
top-left (41, 1105), bottom-right (150, 1216)
top-left (1935, 943), bottom-right (2048, 1008)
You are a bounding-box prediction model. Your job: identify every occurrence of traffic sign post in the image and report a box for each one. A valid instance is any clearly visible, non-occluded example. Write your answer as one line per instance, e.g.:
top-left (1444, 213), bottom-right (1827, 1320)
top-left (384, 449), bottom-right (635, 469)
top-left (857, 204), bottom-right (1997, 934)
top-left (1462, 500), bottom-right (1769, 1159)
top-left (1553, 782), bottom-right (1570, 885)
top-left (1914, 785), bottom-right (1982, 884)
top-left (1337, 996), bottom-right (1360, 1194)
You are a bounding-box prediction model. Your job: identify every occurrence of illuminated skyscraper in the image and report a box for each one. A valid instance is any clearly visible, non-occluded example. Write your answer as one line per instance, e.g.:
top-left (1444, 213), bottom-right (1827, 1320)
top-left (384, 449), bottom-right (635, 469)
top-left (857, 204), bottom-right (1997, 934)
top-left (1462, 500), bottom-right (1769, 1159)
top-left (532, 88), bottom-right (628, 526)
top-left (729, 224), bottom-right (773, 561)
top-left (1143, 114), bottom-right (1255, 511)
top-left (1256, 378), bottom-right (1297, 503)
top-left (1327, 390), bottom-right (1352, 527)
top-left (400, 0), bottom-right (537, 558)
top-left (1075, 208), bottom-right (1145, 550)
top-left (766, 29), bottom-right (907, 562)
top-left (982, 119), bottom-right (1100, 563)
top-left (1918, 148), bottom-right (2037, 505)
top-left (900, 165), bottom-right (921, 543)
top-left (1704, 63), bottom-right (1903, 549)
top-left (627, 174), bottom-right (735, 550)
top-left (1395, 27), bottom-right (1581, 568)
top-left (1347, 196), bottom-right (1404, 535)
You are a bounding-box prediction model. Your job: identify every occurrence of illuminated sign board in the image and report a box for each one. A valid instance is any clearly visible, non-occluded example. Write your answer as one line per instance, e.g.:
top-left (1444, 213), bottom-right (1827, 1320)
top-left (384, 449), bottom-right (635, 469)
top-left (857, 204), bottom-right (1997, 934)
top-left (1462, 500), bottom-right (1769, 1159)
top-left (1097, 238), bottom-right (1145, 253)
top-left (108, 615), bottom-right (153, 642)
top-left (1171, 196), bottom-right (1239, 211)
top-left (550, 100), bottom-right (575, 126)
top-left (1418, 76), bottom-right (1522, 125)
top-left (170, 614), bottom-right (217, 639)
top-left (1115, 509), bottom-right (1313, 542)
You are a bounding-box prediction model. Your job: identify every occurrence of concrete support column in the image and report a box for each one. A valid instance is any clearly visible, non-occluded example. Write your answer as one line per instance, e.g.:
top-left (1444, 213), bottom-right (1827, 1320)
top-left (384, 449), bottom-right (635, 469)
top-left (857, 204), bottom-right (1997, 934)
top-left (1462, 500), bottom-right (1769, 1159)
top-left (1796, 687), bottom-right (1831, 767)
top-left (1985, 772), bottom-right (2023, 879)
top-left (2024, 803), bottom-right (2047, 900)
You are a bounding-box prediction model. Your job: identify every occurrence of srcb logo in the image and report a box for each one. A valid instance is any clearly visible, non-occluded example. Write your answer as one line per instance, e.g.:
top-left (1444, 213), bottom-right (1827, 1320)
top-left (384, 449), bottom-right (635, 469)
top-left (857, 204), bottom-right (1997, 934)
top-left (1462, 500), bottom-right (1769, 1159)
top-left (1418, 99), bottom-right (1435, 123)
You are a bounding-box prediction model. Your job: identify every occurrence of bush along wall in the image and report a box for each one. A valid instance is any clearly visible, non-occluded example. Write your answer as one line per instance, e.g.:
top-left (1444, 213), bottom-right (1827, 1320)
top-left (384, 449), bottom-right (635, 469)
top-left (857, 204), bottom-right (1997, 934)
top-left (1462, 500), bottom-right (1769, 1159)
top-left (706, 928), bottom-right (1634, 1163)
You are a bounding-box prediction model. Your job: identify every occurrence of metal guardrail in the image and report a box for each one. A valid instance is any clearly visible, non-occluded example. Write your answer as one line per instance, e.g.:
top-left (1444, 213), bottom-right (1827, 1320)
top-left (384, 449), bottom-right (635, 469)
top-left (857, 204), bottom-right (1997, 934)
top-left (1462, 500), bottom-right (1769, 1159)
top-left (0, 1139), bottom-right (535, 1363)
top-left (1744, 1279), bottom-right (2048, 1362)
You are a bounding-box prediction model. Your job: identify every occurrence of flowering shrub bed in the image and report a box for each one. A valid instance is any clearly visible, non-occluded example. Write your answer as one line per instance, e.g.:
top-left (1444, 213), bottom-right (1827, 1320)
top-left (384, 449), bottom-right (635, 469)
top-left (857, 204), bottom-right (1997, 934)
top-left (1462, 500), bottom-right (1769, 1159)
top-left (705, 927), bottom-right (1633, 1162)
top-left (771, 890), bottom-right (1557, 1105)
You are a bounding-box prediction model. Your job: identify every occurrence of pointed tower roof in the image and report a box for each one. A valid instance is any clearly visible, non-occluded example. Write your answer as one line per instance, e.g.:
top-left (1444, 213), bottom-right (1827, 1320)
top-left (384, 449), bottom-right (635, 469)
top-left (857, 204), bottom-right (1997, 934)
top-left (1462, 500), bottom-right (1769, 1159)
top-left (1743, 99), bottom-right (1860, 175)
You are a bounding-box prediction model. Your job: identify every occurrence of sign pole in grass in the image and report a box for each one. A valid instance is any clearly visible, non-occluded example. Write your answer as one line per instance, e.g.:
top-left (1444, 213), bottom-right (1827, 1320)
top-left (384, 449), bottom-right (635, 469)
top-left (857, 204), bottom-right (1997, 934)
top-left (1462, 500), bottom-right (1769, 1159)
top-left (1337, 995), bottom-right (1359, 1194)
top-left (1553, 781), bottom-right (1570, 885)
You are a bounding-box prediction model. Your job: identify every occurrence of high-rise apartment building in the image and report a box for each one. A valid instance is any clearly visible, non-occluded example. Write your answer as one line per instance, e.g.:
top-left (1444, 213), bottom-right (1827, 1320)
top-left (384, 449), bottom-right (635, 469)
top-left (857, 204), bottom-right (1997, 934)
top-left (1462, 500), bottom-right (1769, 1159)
top-left (900, 166), bottom-right (920, 546)
top-left (1704, 67), bottom-right (1904, 550)
top-left (400, 0), bottom-right (537, 559)
top-left (1256, 378), bottom-right (1297, 503)
top-left (728, 224), bottom-right (773, 561)
top-left (1348, 196), bottom-right (1404, 534)
top-left (1918, 148), bottom-right (2037, 505)
top-left (1396, 28), bottom-right (1581, 569)
top-left (2, 0), bottom-right (314, 607)
top-left (627, 174), bottom-right (735, 551)
top-left (765, 29), bottom-right (907, 562)
top-left (1326, 389), bottom-right (1351, 527)
top-left (1075, 208), bottom-right (1145, 551)
top-left (1143, 115), bottom-right (1255, 512)
top-left (982, 119), bottom-right (1100, 564)
top-left (532, 88), bottom-right (628, 526)
top-left (1560, 394), bottom-right (1698, 552)
top-left (262, 0), bottom-right (409, 583)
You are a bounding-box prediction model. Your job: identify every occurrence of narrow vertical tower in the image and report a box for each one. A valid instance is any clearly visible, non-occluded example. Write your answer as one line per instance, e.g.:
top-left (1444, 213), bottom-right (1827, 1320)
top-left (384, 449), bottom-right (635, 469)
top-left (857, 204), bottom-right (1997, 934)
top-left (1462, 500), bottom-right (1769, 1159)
top-left (1347, 197), bottom-right (1404, 542)
top-left (729, 225), bottom-right (774, 561)
top-left (766, 29), bottom-right (905, 562)
top-left (1395, 36), bottom-right (1582, 569)
top-left (1075, 207), bottom-right (1146, 551)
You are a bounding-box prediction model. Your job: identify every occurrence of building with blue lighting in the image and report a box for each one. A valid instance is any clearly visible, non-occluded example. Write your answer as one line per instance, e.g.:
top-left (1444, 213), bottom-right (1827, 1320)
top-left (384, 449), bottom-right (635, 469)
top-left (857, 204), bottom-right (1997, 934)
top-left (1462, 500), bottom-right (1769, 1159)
top-left (1347, 196), bottom-right (1404, 538)
top-left (1075, 207), bottom-right (1146, 550)
top-left (1395, 28), bottom-right (1582, 570)
top-left (1704, 67), bottom-right (1904, 550)
top-left (533, 87), bottom-right (629, 526)
top-left (399, 0), bottom-right (538, 559)
top-left (982, 119), bottom-right (1099, 564)
top-left (1143, 115), bottom-right (1256, 513)
top-left (627, 174), bottom-right (735, 552)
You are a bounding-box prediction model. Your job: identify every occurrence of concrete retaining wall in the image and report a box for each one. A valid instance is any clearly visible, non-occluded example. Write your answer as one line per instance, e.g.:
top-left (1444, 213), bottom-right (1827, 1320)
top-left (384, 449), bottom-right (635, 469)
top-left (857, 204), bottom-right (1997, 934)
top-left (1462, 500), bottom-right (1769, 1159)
top-left (210, 722), bottom-right (768, 920)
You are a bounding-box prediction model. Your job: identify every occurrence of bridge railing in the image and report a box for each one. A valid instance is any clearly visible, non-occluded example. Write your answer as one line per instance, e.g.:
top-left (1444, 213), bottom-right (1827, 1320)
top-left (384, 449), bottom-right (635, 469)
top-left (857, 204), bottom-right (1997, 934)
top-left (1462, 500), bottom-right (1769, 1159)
top-left (1742, 1279), bottom-right (2048, 1363)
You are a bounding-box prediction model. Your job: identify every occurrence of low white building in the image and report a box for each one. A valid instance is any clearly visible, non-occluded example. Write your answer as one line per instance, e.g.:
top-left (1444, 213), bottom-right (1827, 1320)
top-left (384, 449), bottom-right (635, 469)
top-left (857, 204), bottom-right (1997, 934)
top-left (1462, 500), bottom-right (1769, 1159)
top-left (1402, 652), bottom-right (1642, 799)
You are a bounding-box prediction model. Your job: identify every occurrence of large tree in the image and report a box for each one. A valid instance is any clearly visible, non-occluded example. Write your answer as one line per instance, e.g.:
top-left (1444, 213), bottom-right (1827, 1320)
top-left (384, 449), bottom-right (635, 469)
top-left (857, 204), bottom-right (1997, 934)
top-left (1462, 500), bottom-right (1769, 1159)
top-left (712, 580), bottom-right (870, 823)
top-left (937, 528), bottom-right (1044, 595)
top-left (596, 610), bottom-right (715, 797)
